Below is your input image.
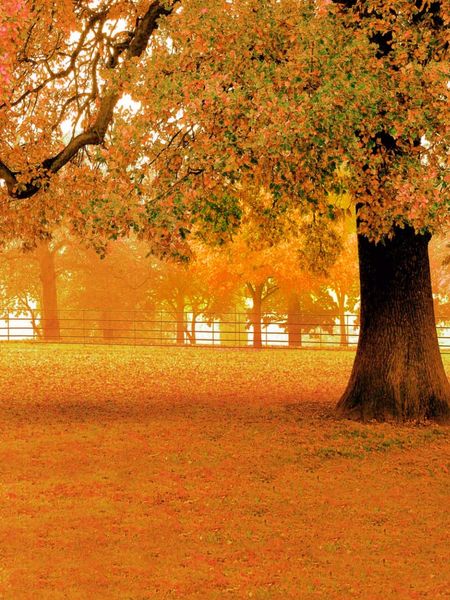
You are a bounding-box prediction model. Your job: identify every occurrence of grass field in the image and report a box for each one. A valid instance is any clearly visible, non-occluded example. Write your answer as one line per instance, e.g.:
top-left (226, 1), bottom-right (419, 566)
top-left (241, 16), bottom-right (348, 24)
top-left (0, 344), bottom-right (449, 599)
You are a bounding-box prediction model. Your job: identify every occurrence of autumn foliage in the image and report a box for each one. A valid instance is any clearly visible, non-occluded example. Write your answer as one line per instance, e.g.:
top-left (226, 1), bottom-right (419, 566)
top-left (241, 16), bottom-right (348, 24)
top-left (0, 0), bottom-right (28, 100)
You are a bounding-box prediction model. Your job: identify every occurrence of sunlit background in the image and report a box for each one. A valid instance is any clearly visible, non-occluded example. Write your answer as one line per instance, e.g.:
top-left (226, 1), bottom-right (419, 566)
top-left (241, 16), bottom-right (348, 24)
top-left (1, 234), bottom-right (448, 349)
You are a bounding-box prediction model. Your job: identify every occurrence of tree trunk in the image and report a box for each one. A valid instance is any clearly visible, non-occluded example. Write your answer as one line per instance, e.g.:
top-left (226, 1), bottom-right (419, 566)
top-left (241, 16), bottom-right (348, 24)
top-left (287, 292), bottom-right (302, 348)
top-left (190, 312), bottom-right (198, 345)
top-left (250, 284), bottom-right (263, 349)
top-left (37, 243), bottom-right (60, 342)
top-left (337, 226), bottom-right (450, 422)
top-left (337, 295), bottom-right (348, 348)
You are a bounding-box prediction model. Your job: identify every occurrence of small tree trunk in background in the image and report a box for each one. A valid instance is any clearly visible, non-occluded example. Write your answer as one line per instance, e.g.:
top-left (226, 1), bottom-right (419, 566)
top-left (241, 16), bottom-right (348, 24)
top-left (287, 292), bottom-right (302, 348)
top-left (250, 283), bottom-right (263, 349)
top-left (337, 226), bottom-right (450, 422)
top-left (37, 243), bottom-right (60, 342)
top-left (29, 310), bottom-right (42, 339)
top-left (337, 294), bottom-right (348, 348)
top-left (175, 295), bottom-right (185, 345)
top-left (190, 311), bottom-right (199, 345)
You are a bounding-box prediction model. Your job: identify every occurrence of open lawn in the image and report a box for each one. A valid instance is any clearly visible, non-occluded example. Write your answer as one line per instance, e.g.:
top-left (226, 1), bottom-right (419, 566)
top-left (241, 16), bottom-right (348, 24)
top-left (0, 344), bottom-right (449, 599)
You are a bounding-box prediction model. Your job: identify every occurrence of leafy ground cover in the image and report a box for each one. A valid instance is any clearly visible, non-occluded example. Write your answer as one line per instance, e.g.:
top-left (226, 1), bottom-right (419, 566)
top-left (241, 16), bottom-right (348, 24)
top-left (0, 344), bottom-right (449, 599)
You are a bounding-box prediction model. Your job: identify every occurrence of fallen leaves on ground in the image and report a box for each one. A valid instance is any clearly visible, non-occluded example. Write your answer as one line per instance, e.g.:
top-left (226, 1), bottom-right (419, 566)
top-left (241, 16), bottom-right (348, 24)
top-left (0, 344), bottom-right (449, 599)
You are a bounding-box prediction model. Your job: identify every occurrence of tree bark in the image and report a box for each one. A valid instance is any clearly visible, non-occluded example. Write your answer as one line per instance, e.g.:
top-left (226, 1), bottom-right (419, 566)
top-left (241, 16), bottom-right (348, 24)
top-left (287, 292), bottom-right (302, 348)
top-left (37, 243), bottom-right (60, 342)
top-left (337, 226), bottom-right (450, 422)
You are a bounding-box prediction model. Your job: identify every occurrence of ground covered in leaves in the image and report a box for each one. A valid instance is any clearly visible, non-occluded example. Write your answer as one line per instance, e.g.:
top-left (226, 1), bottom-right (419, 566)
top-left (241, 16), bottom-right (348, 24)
top-left (0, 344), bottom-right (449, 599)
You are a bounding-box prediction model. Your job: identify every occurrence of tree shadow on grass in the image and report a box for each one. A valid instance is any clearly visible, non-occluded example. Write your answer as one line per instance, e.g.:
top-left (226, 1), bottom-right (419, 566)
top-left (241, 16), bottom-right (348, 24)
top-left (0, 395), bottom-right (337, 426)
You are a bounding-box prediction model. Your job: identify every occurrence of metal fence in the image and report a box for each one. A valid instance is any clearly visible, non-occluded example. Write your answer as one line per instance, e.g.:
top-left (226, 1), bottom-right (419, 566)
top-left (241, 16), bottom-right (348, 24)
top-left (1, 309), bottom-right (449, 351)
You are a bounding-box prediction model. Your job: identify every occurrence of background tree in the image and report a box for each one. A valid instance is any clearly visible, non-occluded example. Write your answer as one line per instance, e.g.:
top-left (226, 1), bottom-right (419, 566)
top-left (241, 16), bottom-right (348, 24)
top-left (0, 246), bottom-right (41, 338)
top-left (212, 181), bottom-right (341, 348)
top-left (0, 237), bottom-right (69, 340)
top-left (272, 241), bottom-right (340, 348)
top-left (149, 246), bottom-right (236, 345)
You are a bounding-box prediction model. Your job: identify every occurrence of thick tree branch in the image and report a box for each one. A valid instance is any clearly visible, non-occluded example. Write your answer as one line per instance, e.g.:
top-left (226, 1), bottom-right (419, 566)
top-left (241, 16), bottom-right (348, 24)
top-left (0, 160), bottom-right (17, 190)
top-left (246, 282), bottom-right (256, 298)
top-left (1, 1), bottom-right (178, 200)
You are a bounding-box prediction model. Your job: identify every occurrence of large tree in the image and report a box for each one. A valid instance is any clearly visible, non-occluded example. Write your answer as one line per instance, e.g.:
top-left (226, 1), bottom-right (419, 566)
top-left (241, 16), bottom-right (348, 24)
top-left (328, 0), bottom-right (450, 420)
top-left (0, 0), bottom-right (449, 421)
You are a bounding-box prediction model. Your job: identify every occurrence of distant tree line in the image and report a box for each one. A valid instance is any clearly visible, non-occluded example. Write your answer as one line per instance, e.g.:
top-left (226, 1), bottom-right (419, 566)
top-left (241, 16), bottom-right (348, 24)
top-left (1, 230), bottom-right (448, 349)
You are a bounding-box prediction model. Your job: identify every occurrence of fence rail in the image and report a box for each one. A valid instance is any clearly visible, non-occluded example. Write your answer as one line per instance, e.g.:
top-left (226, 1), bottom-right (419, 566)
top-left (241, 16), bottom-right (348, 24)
top-left (1, 309), bottom-right (450, 352)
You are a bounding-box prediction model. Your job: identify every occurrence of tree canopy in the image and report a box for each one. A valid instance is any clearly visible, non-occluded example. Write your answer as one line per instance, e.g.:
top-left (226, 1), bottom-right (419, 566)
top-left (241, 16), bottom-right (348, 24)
top-left (0, 0), bottom-right (447, 255)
